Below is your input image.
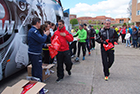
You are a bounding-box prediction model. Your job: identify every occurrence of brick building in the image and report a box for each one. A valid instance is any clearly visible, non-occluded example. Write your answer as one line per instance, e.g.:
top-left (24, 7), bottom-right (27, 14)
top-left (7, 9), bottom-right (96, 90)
top-left (70, 14), bottom-right (129, 25)
top-left (77, 16), bottom-right (115, 24)
top-left (115, 18), bottom-right (129, 24)
top-left (131, 0), bottom-right (140, 26)
top-left (77, 17), bottom-right (93, 24)
top-left (70, 14), bottom-right (77, 20)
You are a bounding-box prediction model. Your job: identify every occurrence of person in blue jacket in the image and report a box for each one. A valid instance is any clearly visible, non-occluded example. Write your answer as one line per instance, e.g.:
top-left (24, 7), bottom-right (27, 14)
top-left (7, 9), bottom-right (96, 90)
top-left (28, 17), bottom-right (50, 81)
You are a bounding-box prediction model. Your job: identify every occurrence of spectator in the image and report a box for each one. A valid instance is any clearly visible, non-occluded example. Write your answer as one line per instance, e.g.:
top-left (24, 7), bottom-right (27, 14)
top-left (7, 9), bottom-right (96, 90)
top-left (28, 17), bottom-right (49, 81)
top-left (41, 24), bottom-right (51, 64)
top-left (137, 29), bottom-right (140, 48)
top-left (132, 27), bottom-right (138, 48)
top-left (121, 26), bottom-right (126, 43)
top-left (51, 20), bottom-right (73, 82)
top-left (125, 30), bottom-right (131, 47)
top-left (50, 23), bottom-right (56, 36)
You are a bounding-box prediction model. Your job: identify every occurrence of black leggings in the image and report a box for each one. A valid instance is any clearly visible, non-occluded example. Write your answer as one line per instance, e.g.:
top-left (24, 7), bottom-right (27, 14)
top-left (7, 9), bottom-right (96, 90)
top-left (101, 49), bottom-right (114, 76)
top-left (90, 39), bottom-right (95, 49)
top-left (121, 34), bottom-right (126, 43)
top-left (77, 42), bottom-right (86, 57)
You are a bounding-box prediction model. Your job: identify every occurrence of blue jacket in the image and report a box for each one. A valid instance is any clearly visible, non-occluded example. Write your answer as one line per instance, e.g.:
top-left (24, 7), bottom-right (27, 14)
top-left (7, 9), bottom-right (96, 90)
top-left (28, 26), bottom-right (47, 54)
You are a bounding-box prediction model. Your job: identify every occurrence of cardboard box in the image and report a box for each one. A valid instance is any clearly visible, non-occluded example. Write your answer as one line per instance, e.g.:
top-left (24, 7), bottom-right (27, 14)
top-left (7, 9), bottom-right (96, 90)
top-left (27, 64), bottom-right (55, 82)
top-left (1, 79), bottom-right (46, 94)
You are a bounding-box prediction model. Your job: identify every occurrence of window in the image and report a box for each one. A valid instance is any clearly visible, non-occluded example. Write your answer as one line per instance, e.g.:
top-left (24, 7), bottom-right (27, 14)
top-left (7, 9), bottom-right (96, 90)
top-left (119, 20), bottom-right (124, 23)
top-left (137, 10), bottom-right (140, 15)
top-left (138, 0), bottom-right (140, 3)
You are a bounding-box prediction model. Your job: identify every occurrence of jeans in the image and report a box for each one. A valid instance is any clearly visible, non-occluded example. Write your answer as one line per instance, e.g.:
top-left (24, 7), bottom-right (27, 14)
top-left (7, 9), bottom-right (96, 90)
top-left (133, 39), bottom-right (137, 47)
top-left (29, 53), bottom-right (42, 81)
top-left (126, 39), bottom-right (131, 47)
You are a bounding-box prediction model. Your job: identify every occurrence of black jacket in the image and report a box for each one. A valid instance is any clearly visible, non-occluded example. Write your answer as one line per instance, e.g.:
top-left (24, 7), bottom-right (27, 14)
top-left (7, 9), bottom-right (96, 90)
top-left (96, 28), bottom-right (118, 49)
top-left (90, 28), bottom-right (96, 38)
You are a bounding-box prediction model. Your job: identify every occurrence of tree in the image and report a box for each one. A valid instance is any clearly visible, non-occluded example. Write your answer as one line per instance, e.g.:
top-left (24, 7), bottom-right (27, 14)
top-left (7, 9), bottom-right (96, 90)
top-left (123, 23), bottom-right (127, 27)
top-left (70, 19), bottom-right (78, 26)
top-left (127, 1), bottom-right (132, 19)
top-left (88, 20), bottom-right (92, 24)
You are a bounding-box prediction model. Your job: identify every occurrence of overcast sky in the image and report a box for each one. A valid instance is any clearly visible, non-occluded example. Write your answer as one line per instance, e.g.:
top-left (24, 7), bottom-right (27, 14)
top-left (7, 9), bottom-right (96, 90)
top-left (61, 0), bottom-right (131, 18)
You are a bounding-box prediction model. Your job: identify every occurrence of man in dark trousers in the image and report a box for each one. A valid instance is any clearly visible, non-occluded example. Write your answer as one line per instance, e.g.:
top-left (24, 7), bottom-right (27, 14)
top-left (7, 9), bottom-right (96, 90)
top-left (83, 23), bottom-right (91, 55)
top-left (96, 19), bottom-right (118, 81)
top-left (51, 20), bottom-right (73, 82)
top-left (90, 26), bottom-right (96, 50)
top-left (28, 17), bottom-right (50, 81)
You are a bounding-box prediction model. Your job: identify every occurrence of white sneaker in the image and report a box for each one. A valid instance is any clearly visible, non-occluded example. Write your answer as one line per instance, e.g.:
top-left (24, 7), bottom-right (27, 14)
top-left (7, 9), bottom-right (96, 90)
top-left (43, 88), bottom-right (49, 93)
top-left (71, 55), bottom-right (75, 58)
top-left (50, 70), bottom-right (54, 73)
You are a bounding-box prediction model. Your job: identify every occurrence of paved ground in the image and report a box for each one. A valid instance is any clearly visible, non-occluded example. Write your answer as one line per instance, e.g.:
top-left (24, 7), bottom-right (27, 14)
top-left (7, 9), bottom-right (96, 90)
top-left (0, 41), bottom-right (140, 94)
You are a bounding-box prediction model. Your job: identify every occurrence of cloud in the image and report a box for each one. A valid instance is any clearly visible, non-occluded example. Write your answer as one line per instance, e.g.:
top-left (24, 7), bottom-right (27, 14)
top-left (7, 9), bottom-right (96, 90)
top-left (70, 0), bottom-right (130, 18)
top-left (84, 12), bottom-right (97, 17)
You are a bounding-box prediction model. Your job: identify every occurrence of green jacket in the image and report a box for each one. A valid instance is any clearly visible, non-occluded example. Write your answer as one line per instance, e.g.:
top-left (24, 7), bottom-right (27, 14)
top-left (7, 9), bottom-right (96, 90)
top-left (74, 29), bottom-right (87, 42)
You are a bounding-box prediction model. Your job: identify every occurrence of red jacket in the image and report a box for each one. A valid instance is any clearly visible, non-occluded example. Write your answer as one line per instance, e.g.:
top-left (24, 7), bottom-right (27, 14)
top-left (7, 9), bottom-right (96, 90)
top-left (51, 26), bottom-right (73, 51)
top-left (122, 28), bottom-right (126, 34)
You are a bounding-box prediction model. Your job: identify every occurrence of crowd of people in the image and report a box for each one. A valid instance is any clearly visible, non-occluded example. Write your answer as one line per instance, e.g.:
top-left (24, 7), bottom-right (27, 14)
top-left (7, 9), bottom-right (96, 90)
top-left (116, 25), bottom-right (140, 48)
top-left (27, 17), bottom-right (140, 86)
top-left (28, 17), bottom-right (73, 84)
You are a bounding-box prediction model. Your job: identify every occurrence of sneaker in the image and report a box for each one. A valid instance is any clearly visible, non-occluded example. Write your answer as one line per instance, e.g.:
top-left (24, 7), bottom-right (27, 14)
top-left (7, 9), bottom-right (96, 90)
top-left (56, 78), bottom-right (63, 83)
top-left (92, 48), bottom-right (95, 50)
top-left (68, 70), bottom-right (71, 75)
top-left (89, 52), bottom-right (91, 56)
top-left (71, 55), bottom-right (75, 58)
top-left (82, 56), bottom-right (85, 60)
top-left (43, 88), bottom-right (49, 93)
top-left (104, 76), bottom-right (109, 81)
top-left (75, 57), bottom-right (79, 62)
top-left (50, 70), bottom-right (54, 73)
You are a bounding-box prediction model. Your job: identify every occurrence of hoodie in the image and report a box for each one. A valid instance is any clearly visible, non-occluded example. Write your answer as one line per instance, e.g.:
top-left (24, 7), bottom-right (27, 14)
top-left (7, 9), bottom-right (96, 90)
top-left (51, 26), bottom-right (73, 52)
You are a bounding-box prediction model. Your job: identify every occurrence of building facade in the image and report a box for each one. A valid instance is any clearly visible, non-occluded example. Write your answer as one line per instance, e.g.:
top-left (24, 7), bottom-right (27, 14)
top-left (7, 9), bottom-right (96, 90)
top-left (115, 18), bottom-right (129, 24)
top-left (77, 16), bottom-right (115, 24)
top-left (131, 0), bottom-right (140, 26)
top-left (70, 15), bottom-right (129, 25)
top-left (70, 14), bottom-right (77, 20)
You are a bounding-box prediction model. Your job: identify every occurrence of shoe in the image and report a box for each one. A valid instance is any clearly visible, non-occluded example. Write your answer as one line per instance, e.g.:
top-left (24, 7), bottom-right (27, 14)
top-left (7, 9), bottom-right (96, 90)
top-left (43, 88), bottom-right (49, 93)
top-left (71, 55), bottom-right (75, 58)
top-left (75, 57), bottom-right (79, 62)
top-left (50, 70), bottom-right (54, 73)
top-left (68, 70), bottom-right (71, 75)
top-left (104, 76), bottom-right (109, 81)
top-left (89, 52), bottom-right (91, 56)
top-left (56, 78), bottom-right (63, 83)
top-left (82, 56), bottom-right (85, 60)
top-left (92, 48), bottom-right (95, 50)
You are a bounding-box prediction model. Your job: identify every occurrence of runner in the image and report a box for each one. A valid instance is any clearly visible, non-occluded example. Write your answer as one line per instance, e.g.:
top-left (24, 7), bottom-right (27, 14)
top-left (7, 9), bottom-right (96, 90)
top-left (96, 19), bottom-right (118, 81)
